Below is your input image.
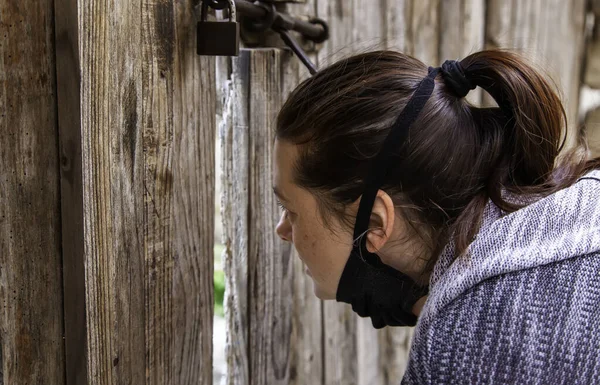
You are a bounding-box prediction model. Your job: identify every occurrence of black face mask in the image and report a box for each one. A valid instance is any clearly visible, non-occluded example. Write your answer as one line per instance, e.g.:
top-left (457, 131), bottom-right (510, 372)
top-left (336, 244), bottom-right (429, 328)
top-left (335, 67), bottom-right (439, 329)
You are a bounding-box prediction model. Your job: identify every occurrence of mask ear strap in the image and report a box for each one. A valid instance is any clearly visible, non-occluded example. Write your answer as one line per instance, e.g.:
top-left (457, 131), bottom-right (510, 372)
top-left (353, 67), bottom-right (440, 264)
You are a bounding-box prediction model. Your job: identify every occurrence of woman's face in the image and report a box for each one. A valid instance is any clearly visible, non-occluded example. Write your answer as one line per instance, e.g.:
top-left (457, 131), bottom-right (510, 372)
top-left (272, 139), bottom-right (352, 299)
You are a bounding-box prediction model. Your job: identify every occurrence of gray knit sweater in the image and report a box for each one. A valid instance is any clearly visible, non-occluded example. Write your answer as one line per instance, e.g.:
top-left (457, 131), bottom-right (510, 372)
top-left (402, 170), bottom-right (600, 385)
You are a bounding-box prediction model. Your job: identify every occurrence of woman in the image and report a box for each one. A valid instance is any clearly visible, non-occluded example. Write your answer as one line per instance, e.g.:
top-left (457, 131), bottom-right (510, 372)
top-left (272, 49), bottom-right (600, 384)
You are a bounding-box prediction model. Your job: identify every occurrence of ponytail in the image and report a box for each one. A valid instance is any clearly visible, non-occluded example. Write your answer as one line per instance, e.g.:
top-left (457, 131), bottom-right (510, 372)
top-left (457, 50), bottom-right (599, 211)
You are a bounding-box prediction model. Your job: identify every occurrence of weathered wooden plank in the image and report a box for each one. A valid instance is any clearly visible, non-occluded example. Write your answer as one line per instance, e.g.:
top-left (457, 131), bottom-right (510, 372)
top-left (170, 3), bottom-right (215, 384)
top-left (248, 48), bottom-right (296, 385)
top-left (315, 1), bottom-right (357, 65)
top-left (80, 0), bottom-right (215, 383)
top-left (405, 0), bottom-right (439, 65)
top-left (439, 0), bottom-right (484, 60)
top-left (352, 1), bottom-right (386, 52)
top-left (357, 318), bottom-right (384, 385)
top-left (53, 0), bottom-right (88, 383)
top-left (323, 302), bottom-right (358, 385)
top-left (222, 50), bottom-right (251, 385)
top-left (583, 107), bottom-right (600, 156)
top-left (584, 32), bottom-right (600, 89)
top-left (80, 1), bottom-right (145, 382)
top-left (0, 1), bottom-right (66, 384)
top-left (383, 0), bottom-right (410, 51)
top-left (80, 0), bottom-right (144, 382)
top-left (379, 326), bottom-right (414, 383)
top-left (486, 0), bottom-right (587, 149)
top-left (223, 48), bottom-right (300, 385)
top-left (385, 0), bottom-right (439, 63)
top-left (290, 250), bottom-right (324, 385)
top-left (584, 4), bottom-right (600, 89)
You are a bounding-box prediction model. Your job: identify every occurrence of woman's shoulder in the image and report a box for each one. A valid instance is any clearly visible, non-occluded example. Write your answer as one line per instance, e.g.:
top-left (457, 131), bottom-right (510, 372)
top-left (406, 251), bottom-right (600, 385)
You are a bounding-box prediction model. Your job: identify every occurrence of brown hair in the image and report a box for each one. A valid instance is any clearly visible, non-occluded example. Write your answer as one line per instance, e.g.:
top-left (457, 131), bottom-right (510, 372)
top-left (276, 49), bottom-right (600, 273)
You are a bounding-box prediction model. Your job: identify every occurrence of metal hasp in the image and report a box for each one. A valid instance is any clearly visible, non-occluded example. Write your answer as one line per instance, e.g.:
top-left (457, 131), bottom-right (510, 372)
top-left (197, 0), bottom-right (329, 73)
top-left (197, 0), bottom-right (240, 56)
top-left (236, 0), bottom-right (328, 43)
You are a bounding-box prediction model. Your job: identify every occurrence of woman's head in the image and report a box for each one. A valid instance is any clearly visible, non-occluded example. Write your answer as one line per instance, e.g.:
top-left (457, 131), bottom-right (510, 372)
top-left (273, 49), bottom-right (600, 299)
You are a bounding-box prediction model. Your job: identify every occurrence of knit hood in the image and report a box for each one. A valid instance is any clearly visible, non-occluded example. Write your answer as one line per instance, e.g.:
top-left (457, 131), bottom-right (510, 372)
top-left (420, 170), bottom-right (600, 323)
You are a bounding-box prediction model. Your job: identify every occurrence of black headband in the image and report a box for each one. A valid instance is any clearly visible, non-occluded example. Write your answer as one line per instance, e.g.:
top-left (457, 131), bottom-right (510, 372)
top-left (353, 66), bottom-right (440, 264)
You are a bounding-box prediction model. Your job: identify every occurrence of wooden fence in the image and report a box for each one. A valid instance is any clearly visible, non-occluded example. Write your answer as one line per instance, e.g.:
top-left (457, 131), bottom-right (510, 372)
top-left (1, 1), bottom-right (599, 385)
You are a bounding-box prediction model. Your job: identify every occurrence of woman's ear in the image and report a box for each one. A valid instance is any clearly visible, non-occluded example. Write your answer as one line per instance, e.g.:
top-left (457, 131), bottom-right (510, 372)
top-left (366, 190), bottom-right (395, 253)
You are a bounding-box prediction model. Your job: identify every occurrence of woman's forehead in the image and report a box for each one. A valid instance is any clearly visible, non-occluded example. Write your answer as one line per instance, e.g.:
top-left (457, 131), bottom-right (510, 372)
top-left (273, 140), bottom-right (298, 185)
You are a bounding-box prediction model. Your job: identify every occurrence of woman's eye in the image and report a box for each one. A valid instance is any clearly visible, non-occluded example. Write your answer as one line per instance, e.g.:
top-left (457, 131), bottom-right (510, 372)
top-left (276, 199), bottom-right (287, 212)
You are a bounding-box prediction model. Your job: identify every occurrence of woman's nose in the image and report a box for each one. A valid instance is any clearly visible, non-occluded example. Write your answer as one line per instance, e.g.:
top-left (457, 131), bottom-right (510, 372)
top-left (276, 211), bottom-right (292, 242)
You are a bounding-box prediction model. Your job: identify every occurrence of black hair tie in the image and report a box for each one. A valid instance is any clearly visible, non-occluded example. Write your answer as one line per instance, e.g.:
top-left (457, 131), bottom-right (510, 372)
top-left (440, 59), bottom-right (476, 98)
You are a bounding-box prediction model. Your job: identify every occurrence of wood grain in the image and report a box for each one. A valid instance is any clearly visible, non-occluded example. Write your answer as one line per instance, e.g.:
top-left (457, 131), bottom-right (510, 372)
top-left (585, 4), bottom-right (600, 89)
top-left (0, 1), bottom-right (66, 384)
top-left (222, 48), bottom-right (300, 385)
top-left (53, 0), bottom-right (88, 382)
top-left (405, 0), bottom-right (439, 65)
top-left (383, 0), bottom-right (410, 51)
top-left (80, 0), bottom-right (215, 383)
top-left (170, 2), bottom-right (216, 384)
top-left (486, 0), bottom-right (588, 149)
top-left (80, 1), bottom-right (145, 382)
top-left (222, 51), bottom-right (251, 385)
top-left (248, 49), bottom-right (295, 385)
top-left (584, 107), bottom-right (600, 156)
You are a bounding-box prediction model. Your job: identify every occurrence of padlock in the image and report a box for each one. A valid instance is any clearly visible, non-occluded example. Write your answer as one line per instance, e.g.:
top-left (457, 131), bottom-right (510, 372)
top-left (197, 0), bottom-right (240, 56)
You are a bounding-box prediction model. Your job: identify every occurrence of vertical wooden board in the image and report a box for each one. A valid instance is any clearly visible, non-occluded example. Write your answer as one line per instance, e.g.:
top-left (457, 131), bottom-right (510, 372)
top-left (248, 48), bottom-right (295, 385)
top-left (352, 1), bottom-right (386, 52)
top-left (485, 0), bottom-right (587, 149)
top-left (80, 0), bottom-right (146, 383)
top-left (439, 0), bottom-right (485, 105)
top-left (584, 6), bottom-right (600, 154)
top-left (357, 322), bottom-right (414, 385)
top-left (583, 107), bottom-right (600, 157)
top-left (439, 0), bottom-right (485, 59)
top-left (141, 0), bottom-right (175, 381)
top-left (383, 0), bottom-right (410, 51)
top-left (315, 1), bottom-right (356, 66)
top-left (170, 2), bottom-right (215, 384)
top-left (222, 51), bottom-right (251, 385)
top-left (584, 17), bottom-right (600, 89)
top-left (323, 302), bottom-right (358, 385)
top-left (0, 1), bottom-right (65, 384)
top-left (378, 327), bottom-right (414, 384)
top-left (81, 0), bottom-right (216, 384)
top-left (405, 0), bottom-right (440, 65)
top-left (54, 0), bottom-right (88, 383)
top-left (290, 250), bottom-right (324, 385)
top-left (383, 0), bottom-right (441, 62)
top-left (357, 318), bottom-right (383, 385)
